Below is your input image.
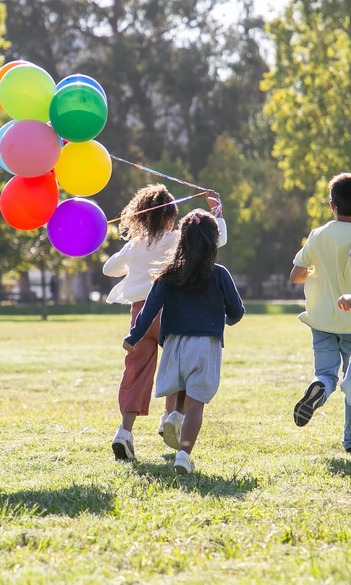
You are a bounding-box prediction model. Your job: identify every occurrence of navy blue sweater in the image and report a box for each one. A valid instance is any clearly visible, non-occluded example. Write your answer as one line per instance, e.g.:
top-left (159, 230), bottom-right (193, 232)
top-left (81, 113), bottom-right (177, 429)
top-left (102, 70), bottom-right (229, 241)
top-left (125, 264), bottom-right (245, 348)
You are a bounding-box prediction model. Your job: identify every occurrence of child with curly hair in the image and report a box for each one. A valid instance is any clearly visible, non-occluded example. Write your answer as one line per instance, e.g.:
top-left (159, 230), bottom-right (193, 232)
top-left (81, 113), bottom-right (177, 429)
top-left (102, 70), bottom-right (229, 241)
top-left (103, 183), bottom-right (227, 461)
top-left (123, 209), bottom-right (244, 473)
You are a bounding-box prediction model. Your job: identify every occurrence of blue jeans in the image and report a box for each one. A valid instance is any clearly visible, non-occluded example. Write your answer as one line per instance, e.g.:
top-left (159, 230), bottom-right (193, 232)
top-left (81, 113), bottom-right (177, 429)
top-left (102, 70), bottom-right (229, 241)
top-left (311, 328), bottom-right (351, 449)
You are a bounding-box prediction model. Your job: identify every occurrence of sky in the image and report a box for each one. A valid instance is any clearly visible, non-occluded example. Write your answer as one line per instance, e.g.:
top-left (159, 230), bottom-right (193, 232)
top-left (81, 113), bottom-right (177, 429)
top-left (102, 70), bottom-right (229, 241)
top-left (252, 0), bottom-right (288, 18)
top-left (213, 0), bottom-right (289, 22)
top-left (211, 0), bottom-right (290, 63)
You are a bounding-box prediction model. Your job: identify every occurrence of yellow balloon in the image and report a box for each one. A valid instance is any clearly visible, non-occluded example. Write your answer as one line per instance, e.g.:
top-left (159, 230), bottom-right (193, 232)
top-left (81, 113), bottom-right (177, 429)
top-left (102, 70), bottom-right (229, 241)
top-left (55, 140), bottom-right (112, 196)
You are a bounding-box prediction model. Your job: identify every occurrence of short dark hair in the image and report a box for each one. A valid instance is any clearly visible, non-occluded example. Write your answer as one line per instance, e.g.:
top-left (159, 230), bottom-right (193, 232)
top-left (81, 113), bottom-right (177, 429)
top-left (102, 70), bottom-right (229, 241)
top-left (329, 173), bottom-right (351, 216)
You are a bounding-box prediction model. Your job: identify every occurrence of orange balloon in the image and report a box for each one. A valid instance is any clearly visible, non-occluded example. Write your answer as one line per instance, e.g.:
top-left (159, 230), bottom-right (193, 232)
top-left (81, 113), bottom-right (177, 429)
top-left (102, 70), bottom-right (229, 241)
top-left (0, 60), bottom-right (31, 82)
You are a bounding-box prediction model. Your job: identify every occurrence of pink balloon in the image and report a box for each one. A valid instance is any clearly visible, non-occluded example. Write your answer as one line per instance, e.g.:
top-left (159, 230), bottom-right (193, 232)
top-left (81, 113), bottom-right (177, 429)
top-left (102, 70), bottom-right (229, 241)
top-left (0, 120), bottom-right (61, 177)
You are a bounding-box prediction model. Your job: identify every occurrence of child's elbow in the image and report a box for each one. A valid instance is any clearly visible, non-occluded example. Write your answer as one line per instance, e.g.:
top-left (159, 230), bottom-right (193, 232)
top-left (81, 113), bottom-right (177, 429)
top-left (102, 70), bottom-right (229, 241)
top-left (290, 266), bottom-right (307, 284)
top-left (226, 307), bottom-right (245, 326)
top-left (289, 267), bottom-right (297, 283)
top-left (103, 260), bottom-right (117, 277)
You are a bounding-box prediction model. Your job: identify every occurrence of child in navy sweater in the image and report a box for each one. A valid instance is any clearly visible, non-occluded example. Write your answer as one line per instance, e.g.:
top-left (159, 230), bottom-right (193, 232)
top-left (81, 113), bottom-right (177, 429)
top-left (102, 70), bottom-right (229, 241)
top-left (123, 209), bottom-right (244, 474)
top-left (104, 184), bottom-right (227, 461)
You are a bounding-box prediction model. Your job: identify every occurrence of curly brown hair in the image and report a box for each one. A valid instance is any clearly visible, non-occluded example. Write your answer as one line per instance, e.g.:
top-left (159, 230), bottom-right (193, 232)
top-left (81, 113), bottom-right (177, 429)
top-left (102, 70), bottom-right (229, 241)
top-left (118, 184), bottom-right (178, 246)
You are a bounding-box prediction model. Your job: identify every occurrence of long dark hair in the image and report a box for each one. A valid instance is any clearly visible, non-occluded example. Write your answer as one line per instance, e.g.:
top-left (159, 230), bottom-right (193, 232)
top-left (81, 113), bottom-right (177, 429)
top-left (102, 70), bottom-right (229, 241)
top-left (158, 210), bottom-right (219, 291)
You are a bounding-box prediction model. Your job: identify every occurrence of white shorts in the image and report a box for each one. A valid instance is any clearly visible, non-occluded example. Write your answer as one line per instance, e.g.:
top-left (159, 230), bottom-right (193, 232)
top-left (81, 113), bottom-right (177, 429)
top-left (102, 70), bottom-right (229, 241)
top-left (155, 335), bottom-right (222, 404)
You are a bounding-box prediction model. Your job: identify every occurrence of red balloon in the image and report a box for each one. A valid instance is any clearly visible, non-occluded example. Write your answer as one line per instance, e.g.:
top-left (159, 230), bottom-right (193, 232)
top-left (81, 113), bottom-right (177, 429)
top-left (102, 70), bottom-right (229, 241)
top-left (0, 172), bottom-right (59, 230)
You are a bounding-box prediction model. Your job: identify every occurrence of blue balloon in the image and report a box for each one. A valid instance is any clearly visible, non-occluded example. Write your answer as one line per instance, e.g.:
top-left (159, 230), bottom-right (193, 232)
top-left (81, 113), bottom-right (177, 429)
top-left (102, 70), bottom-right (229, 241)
top-left (0, 120), bottom-right (16, 174)
top-left (56, 74), bottom-right (107, 103)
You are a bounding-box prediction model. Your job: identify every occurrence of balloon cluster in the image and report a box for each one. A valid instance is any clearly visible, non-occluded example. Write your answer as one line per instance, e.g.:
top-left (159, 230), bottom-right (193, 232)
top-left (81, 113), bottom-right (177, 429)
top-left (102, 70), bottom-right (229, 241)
top-left (0, 61), bottom-right (110, 256)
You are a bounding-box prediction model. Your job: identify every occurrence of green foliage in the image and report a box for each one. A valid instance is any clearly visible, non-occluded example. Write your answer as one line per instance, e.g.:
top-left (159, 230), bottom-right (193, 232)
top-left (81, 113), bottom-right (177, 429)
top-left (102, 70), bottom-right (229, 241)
top-left (3, 0), bottom-right (268, 211)
top-left (0, 2), bottom-right (10, 65)
top-left (198, 134), bottom-right (307, 293)
top-left (199, 134), bottom-right (255, 273)
top-left (262, 0), bottom-right (351, 225)
top-left (212, 3), bottom-right (270, 160)
top-left (2, 0), bottom-right (296, 291)
top-left (148, 151), bottom-right (194, 200)
top-left (1, 313), bottom-right (351, 583)
top-left (0, 2), bottom-right (10, 140)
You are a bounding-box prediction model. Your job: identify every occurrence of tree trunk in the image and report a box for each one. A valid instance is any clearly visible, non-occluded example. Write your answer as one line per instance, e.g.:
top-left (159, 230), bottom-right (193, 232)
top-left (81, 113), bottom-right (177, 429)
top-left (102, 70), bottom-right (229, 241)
top-left (39, 266), bottom-right (48, 321)
top-left (18, 271), bottom-right (32, 302)
top-left (73, 271), bottom-right (92, 303)
top-left (62, 273), bottom-right (74, 303)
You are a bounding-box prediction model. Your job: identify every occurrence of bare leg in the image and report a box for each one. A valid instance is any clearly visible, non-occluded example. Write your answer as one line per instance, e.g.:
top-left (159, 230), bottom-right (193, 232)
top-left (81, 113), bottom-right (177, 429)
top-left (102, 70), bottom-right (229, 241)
top-left (122, 412), bottom-right (138, 433)
top-left (174, 390), bottom-right (186, 414)
top-left (179, 395), bottom-right (204, 455)
top-left (112, 411), bottom-right (137, 460)
top-left (165, 393), bottom-right (176, 414)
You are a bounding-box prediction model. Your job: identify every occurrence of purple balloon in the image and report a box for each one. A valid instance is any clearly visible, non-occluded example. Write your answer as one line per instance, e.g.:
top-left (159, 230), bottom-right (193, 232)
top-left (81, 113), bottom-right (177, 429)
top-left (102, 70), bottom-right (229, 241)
top-left (47, 198), bottom-right (107, 257)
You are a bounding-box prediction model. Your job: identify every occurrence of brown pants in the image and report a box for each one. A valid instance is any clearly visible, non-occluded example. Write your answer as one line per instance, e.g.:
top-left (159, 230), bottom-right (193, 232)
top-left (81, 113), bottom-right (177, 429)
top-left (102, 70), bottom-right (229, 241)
top-left (119, 300), bottom-right (161, 416)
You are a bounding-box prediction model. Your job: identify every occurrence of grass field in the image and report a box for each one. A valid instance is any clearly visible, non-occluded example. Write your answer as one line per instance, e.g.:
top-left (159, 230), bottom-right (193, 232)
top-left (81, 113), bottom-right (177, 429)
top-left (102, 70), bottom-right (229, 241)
top-left (1, 312), bottom-right (351, 584)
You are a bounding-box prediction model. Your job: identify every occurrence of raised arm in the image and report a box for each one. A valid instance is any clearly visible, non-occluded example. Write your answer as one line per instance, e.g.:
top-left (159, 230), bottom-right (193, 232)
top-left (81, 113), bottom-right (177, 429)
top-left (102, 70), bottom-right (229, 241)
top-left (205, 190), bottom-right (227, 247)
top-left (205, 190), bottom-right (223, 218)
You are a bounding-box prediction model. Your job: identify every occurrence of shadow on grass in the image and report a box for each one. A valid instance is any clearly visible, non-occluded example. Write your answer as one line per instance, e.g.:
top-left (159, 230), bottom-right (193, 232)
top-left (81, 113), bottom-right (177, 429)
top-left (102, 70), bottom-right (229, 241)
top-left (0, 484), bottom-right (114, 518)
top-left (132, 456), bottom-right (258, 498)
top-left (328, 456), bottom-right (351, 478)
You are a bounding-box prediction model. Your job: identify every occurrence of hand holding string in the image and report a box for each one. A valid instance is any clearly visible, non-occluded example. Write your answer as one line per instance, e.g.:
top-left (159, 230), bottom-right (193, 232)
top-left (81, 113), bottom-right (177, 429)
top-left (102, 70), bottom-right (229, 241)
top-left (205, 190), bottom-right (222, 218)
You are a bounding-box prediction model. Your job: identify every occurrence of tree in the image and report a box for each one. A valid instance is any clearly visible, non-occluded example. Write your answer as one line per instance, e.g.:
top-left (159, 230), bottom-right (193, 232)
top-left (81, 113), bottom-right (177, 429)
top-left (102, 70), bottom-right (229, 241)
top-left (4, 0), bottom-right (270, 207)
top-left (4, 1), bottom-right (294, 297)
top-left (261, 0), bottom-right (351, 226)
top-left (198, 132), bottom-right (306, 296)
top-left (0, 2), bottom-right (9, 66)
top-left (212, 0), bottom-right (272, 159)
top-left (198, 134), bottom-right (255, 272)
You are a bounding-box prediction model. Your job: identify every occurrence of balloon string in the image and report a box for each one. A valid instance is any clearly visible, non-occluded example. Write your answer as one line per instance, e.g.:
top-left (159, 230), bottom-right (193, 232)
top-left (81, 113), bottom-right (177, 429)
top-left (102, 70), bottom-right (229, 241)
top-left (107, 191), bottom-right (207, 224)
top-left (110, 154), bottom-right (209, 191)
top-left (107, 153), bottom-right (222, 224)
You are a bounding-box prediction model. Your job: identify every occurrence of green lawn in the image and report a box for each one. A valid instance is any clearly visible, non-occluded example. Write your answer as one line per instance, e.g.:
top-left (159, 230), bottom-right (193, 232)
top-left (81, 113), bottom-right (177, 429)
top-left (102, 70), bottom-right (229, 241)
top-left (0, 313), bottom-right (350, 584)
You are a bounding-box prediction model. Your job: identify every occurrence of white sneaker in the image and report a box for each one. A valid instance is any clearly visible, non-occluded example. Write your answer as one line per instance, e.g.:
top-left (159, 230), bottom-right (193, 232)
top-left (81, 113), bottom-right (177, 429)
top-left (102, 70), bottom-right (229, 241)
top-left (174, 450), bottom-right (194, 475)
top-left (111, 426), bottom-right (135, 460)
top-left (158, 409), bottom-right (169, 437)
top-left (163, 411), bottom-right (184, 450)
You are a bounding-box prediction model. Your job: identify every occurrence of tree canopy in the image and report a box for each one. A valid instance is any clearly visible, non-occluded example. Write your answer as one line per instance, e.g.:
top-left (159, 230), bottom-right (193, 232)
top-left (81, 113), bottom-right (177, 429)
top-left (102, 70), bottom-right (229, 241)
top-left (1, 0), bottom-right (316, 297)
top-left (262, 0), bottom-right (351, 226)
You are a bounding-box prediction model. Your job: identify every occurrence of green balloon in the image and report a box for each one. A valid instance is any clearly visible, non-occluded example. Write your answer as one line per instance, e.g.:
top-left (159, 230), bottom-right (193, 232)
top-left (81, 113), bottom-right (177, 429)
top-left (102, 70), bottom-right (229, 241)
top-left (0, 65), bottom-right (56, 122)
top-left (49, 83), bottom-right (108, 142)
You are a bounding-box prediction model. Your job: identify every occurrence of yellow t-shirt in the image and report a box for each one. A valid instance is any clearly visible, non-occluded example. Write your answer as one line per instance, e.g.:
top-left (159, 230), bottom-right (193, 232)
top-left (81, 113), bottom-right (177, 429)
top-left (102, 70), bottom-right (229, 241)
top-left (293, 220), bottom-right (351, 333)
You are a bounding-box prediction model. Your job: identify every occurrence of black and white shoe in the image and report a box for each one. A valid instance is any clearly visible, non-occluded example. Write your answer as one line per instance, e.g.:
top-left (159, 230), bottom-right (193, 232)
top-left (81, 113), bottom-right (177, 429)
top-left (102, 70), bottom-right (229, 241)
top-left (293, 381), bottom-right (325, 427)
top-left (111, 426), bottom-right (135, 460)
